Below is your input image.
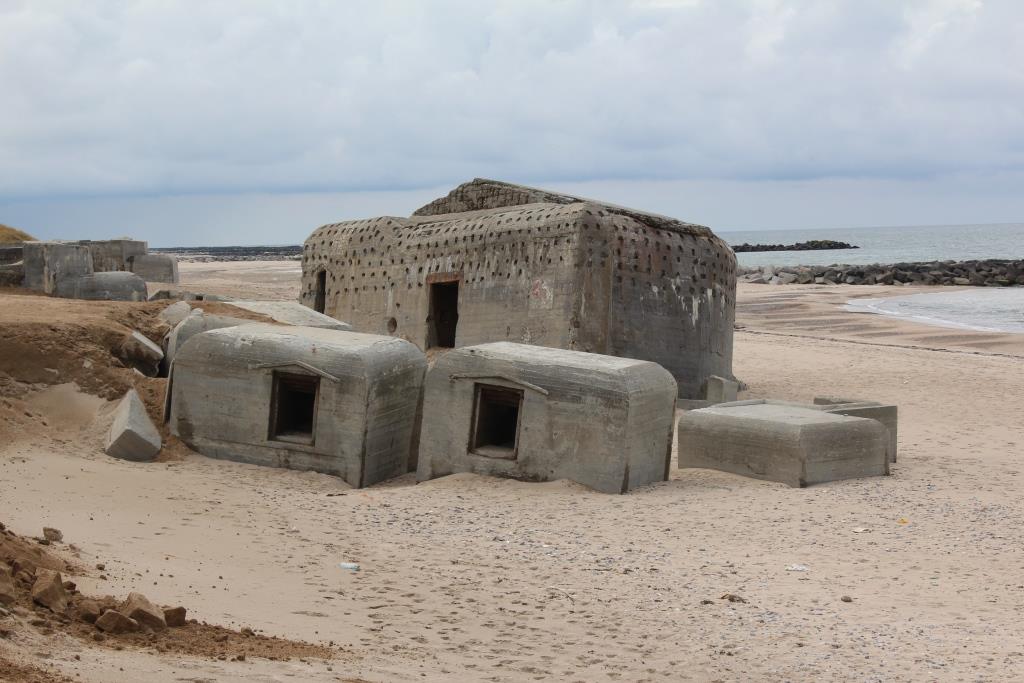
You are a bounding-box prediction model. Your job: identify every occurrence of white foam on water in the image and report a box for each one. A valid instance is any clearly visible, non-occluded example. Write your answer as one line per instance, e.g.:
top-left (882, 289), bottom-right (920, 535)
top-left (845, 288), bottom-right (1024, 333)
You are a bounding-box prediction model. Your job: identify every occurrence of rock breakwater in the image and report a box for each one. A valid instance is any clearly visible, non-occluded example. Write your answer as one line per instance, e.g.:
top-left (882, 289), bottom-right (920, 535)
top-left (740, 259), bottom-right (1024, 286)
top-left (732, 239), bottom-right (858, 252)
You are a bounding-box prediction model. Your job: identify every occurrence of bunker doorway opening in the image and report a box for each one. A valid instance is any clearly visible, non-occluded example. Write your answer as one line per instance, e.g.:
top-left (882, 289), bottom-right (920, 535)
top-left (426, 281), bottom-right (459, 348)
top-left (313, 270), bottom-right (327, 313)
top-left (269, 372), bottom-right (320, 445)
top-left (470, 384), bottom-right (523, 460)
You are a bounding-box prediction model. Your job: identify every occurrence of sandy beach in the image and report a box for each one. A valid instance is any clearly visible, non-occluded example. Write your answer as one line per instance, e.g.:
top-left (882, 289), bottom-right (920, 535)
top-left (1, 265), bottom-right (1023, 682)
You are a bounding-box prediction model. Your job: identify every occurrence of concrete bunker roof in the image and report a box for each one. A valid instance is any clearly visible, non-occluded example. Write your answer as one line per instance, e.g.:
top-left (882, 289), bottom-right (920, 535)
top-left (307, 178), bottom-right (718, 244)
top-left (436, 342), bottom-right (677, 396)
top-left (174, 323), bottom-right (423, 380)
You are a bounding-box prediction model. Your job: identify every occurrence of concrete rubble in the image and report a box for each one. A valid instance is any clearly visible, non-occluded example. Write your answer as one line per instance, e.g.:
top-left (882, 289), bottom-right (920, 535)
top-left (677, 401), bottom-right (889, 487)
top-left (417, 342), bottom-right (678, 494)
top-left (117, 330), bottom-right (165, 375)
top-left (105, 389), bottom-right (162, 462)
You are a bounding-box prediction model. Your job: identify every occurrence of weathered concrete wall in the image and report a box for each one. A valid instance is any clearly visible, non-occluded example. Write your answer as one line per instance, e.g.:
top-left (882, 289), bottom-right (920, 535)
top-left (0, 245), bottom-right (22, 266)
top-left (0, 262), bottom-right (24, 287)
top-left (80, 240), bottom-right (148, 272)
top-left (130, 253), bottom-right (179, 283)
top-left (22, 242), bottom-right (94, 294)
top-left (168, 324), bottom-right (426, 487)
top-left (54, 272), bottom-right (148, 301)
top-left (417, 342), bottom-right (677, 493)
top-left (677, 402), bottom-right (889, 487)
top-left (300, 179), bottom-right (736, 398)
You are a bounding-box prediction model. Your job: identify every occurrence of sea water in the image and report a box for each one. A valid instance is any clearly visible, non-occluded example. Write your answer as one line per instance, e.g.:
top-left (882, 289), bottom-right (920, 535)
top-left (721, 223), bottom-right (1024, 269)
top-left (722, 223), bottom-right (1024, 333)
top-left (845, 288), bottom-right (1024, 333)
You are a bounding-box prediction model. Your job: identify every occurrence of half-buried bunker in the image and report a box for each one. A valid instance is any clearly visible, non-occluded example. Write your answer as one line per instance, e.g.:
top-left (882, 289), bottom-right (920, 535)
top-left (416, 342), bottom-right (678, 493)
top-left (167, 324), bottom-right (426, 488)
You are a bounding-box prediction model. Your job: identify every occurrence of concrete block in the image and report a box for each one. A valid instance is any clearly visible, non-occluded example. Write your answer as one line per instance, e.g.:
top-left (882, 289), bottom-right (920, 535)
top-left (228, 300), bottom-right (352, 330)
top-left (168, 324), bottom-right (426, 487)
top-left (22, 242), bottom-right (93, 294)
top-left (105, 389), bottom-right (162, 462)
top-left (158, 301), bottom-right (193, 327)
top-left (119, 331), bottom-right (164, 374)
top-left (678, 402), bottom-right (889, 487)
top-left (703, 375), bottom-right (739, 403)
top-left (131, 254), bottom-right (179, 284)
top-left (54, 271), bottom-right (148, 301)
top-left (417, 342), bottom-right (678, 494)
top-left (813, 396), bottom-right (898, 462)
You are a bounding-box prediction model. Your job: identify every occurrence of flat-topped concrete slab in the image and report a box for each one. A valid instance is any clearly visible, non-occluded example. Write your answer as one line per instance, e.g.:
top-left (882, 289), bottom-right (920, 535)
top-left (712, 397), bottom-right (898, 463)
top-left (678, 402), bottom-right (889, 487)
top-left (228, 301), bottom-right (352, 330)
top-left (417, 342), bottom-right (678, 494)
top-left (813, 396), bottom-right (898, 462)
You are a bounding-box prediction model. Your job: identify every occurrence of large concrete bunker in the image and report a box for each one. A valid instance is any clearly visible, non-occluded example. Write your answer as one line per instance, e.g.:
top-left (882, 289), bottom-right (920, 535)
top-left (167, 324), bottom-right (426, 488)
top-left (301, 178), bottom-right (737, 398)
top-left (416, 342), bottom-right (678, 493)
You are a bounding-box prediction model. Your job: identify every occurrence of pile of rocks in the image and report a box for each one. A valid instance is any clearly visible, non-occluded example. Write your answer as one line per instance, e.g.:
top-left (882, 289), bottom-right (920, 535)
top-left (732, 239), bottom-right (858, 253)
top-left (740, 259), bottom-right (1024, 287)
top-left (1, 523), bottom-right (188, 638)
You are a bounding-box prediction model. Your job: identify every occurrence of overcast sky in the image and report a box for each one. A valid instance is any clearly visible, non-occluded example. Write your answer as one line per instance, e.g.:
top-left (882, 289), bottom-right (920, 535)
top-left (1, 0), bottom-right (1021, 246)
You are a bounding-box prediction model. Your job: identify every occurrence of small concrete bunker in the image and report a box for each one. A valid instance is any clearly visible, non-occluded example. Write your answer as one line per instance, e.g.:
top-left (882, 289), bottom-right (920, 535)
top-left (167, 324), bottom-right (426, 487)
top-left (677, 401), bottom-right (889, 487)
top-left (416, 342), bottom-right (678, 494)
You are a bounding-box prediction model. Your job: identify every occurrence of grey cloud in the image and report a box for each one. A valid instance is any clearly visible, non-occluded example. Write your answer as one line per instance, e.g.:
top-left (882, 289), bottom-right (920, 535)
top-left (0, 0), bottom-right (1021, 199)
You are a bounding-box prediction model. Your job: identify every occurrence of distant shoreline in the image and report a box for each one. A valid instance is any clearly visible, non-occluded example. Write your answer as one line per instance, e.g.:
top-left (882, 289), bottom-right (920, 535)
top-left (152, 245), bottom-right (301, 262)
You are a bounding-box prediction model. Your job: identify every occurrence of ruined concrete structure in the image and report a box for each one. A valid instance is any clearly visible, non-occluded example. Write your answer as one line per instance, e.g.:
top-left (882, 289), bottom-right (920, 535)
top-left (129, 253), bottom-right (179, 283)
top-left (677, 400), bottom-right (890, 487)
top-left (22, 242), bottom-right (93, 294)
top-left (21, 239), bottom-right (178, 297)
top-left (167, 324), bottom-right (425, 488)
top-left (301, 179), bottom-right (736, 398)
top-left (417, 342), bottom-right (678, 494)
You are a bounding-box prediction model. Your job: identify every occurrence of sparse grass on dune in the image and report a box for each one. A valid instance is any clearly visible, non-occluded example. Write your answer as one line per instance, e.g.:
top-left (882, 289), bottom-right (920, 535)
top-left (0, 223), bottom-right (36, 242)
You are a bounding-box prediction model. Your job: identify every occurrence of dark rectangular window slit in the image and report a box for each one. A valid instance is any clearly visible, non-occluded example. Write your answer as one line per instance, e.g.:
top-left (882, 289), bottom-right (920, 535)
top-left (269, 372), bottom-right (320, 445)
top-left (470, 384), bottom-right (523, 460)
